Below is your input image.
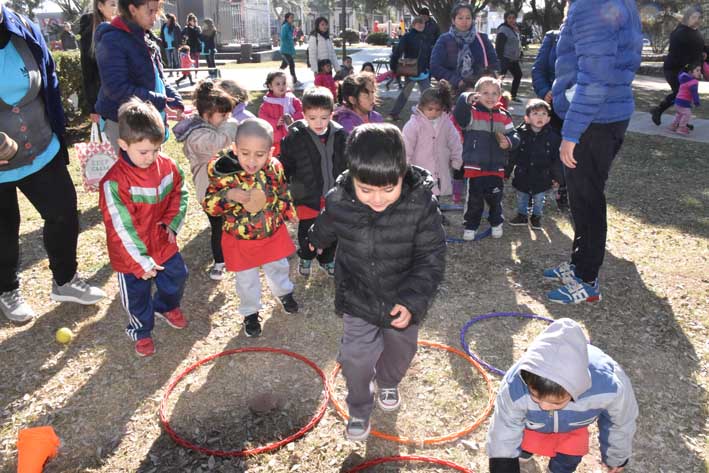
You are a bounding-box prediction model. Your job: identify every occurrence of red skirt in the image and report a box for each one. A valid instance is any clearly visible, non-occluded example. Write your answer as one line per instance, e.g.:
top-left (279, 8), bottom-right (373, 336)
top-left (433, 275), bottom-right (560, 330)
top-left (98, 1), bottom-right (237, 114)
top-left (521, 427), bottom-right (589, 458)
top-left (296, 197), bottom-right (325, 220)
top-left (222, 224), bottom-right (295, 272)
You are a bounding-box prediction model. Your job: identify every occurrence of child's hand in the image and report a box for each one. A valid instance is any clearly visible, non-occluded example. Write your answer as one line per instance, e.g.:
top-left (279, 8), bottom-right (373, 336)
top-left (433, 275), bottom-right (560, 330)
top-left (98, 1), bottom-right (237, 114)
top-left (141, 264), bottom-right (165, 280)
top-left (166, 227), bottom-right (176, 244)
top-left (467, 93), bottom-right (480, 104)
top-left (227, 188), bottom-right (251, 204)
top-left (308, 243), bottom-right (324, 255)
top-left (283, 114), bottom-right (294, 126)
top-left (604, 465), bottom-right (625, 473)
top-left (389, 304), bottom-right (412, 329)
top-left (551, 180), bottom-right (559, 189)
top-left (544, 91), bottom-right (553, 104)
top-left (496, 132), bottom-right (510, 150)
top-left (277, 116), bottom-right (285, 127)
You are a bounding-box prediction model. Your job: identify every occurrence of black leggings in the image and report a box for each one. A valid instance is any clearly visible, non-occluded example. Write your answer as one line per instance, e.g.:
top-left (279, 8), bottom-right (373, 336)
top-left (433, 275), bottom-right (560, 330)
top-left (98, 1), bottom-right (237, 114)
top-left (0, 152), bottom-right (79, 292)
top-left (280, 53), bottom-right (297, 81)
top-left (656, 68), bottom-right (681, 115)
top-left (501, 59), bottom-right (523, 98)
top-left (207, 214), bottom-right (224, 264)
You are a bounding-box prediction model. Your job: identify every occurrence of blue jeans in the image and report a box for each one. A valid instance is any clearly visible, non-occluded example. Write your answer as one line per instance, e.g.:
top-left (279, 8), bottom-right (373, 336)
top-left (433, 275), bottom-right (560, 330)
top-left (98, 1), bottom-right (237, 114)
top-left (516, 190), bottom-right (545, 216)
top-left (390, 76), bottom-right (431, 117)
top-left (548, 453), bottom-right (583, 473)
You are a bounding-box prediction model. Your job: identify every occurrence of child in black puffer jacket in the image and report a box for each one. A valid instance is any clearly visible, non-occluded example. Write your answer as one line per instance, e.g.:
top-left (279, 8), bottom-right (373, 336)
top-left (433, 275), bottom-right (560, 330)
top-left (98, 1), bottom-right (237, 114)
top-left (507, 99), bottom-right (563, 230)
top-left (309, 124), bottom-right (446, 442)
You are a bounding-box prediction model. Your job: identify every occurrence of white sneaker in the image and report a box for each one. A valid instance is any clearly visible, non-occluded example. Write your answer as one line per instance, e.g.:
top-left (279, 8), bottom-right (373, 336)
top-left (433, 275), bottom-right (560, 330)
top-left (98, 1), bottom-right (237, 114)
top-left (491, 224), bottom-right (503, 238)
top-left (0, 289), bottom-right (36, 324)
top-left (51, 274), bottom-right (106, 305)
top-left (463, 229), bottom-right (476, 241)
top-left (209, 262), bottom-right (225, 281)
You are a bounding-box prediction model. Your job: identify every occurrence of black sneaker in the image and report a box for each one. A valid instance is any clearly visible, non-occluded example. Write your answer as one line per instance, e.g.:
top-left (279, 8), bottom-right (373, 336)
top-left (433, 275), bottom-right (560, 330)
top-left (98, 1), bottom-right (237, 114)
top-left (509, 213), bottom-right (528, 226)
top-left (556, 189), bottom-right (569, 211)
top-left (651, 107), bottom-right (661, 126)
top-left (687, 123), bottom-right (694, 130)
top-left (530, 215), bottom-right (542, 230)
top-left (279, 293), bottom-right (299, 313)
top-left (519, 450), bottom-right (534, 463)
top-left (243, 313), bottom-right (262, 337)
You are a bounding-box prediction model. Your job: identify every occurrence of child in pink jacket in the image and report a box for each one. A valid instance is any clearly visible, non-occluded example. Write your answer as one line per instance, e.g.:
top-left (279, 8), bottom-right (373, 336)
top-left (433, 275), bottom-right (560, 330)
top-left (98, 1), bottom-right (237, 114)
top-left (670, 63), bottom-right (702, 135)
top-left (258, 71), bottom-right (304, 156)
top-left (402, 80), bottom-right (463, 197)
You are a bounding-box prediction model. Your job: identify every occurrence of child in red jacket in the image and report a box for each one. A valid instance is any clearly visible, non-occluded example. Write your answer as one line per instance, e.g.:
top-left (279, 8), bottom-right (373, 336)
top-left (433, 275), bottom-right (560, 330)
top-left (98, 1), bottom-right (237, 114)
top-left (258, 71), bottom-right (303, 156)
top-left (99, 98), bottom-right (189, 357)
top-left (175, 45), bottom-right (195, 87)
top-left (314, 59), bottom-right (338, 98)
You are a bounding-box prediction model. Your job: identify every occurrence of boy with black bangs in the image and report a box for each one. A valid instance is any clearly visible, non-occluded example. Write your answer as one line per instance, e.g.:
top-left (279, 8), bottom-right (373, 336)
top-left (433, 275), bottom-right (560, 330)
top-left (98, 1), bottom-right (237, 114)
top-left (309, 123), bottom-right (446, 441)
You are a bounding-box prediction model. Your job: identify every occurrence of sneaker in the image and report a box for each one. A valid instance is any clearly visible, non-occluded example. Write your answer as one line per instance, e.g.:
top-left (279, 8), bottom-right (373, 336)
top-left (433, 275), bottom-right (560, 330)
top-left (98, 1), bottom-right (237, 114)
top-left (530, 215), bottom-right (542, 230)
top-left (519, 451), bottom-right (534, 463)
top-left (651, 107), bottom-right (661, 126)
top-left (547, 276), bottom-right (601, 304)
top-left (675, 127), bottom-right (690, 136)
top-left (51, 274), bottom-right (106, 305)
top-left (377, 387), bottom-right (401, 412)
top-left (543, 262), bottom-right (576, 284)
top-left (319, 261), bottom-right (336, 277)
top-left (491, 224), bottom-right (503, 238)
top-left (463, 229), bottom-right (476, 241)
top-left (511, 96), bottom-right (523, 103)
top-left (668, 123), bottom-right (678, 132)
top-left (156, 308), bottom-right (188, 329)
top-left (386, 114), bottom-right (400, 122)
top-left (556, 190), bottom-right (569, 211)
top-left (299, 259), bottom-right (312, 277)
top-left (345, 416), bottom-right (371, 441)
top-left (509, 213), bottom-right (528, 226)
top-left (687, 123), bottom-right (694, 131)
top-left (279, 293), bottom-right (299, 313)
top-left (0, 289), bottom-right (36, 324)
top-left (209, 262), bottom-right (226, 281)
top-left (243, 313), bottom-right (262, 337)
top-left (135, 338), bottom-right (155, 357)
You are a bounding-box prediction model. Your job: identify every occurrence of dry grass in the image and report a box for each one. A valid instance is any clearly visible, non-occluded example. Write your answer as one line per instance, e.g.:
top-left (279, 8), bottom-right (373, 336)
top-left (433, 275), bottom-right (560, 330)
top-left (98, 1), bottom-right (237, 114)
top-left (0, 94), bottom-right (707, 473)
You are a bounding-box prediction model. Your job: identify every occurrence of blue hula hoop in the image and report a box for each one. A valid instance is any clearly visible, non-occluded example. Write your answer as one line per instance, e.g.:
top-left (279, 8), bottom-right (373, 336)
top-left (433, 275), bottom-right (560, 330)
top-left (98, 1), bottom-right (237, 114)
top-left (460, 312), bottom-right (555, 376)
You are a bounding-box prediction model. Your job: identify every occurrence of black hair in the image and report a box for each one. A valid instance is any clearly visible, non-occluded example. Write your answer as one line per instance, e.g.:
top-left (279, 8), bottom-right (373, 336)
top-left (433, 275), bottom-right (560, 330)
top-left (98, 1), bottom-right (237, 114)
top-left (684, 62), bottom-right (702, 73)
top-left (361, 62), bottom-right (375, 73)
top-left (419, 79), bottom-right (453, 111)
top-left (264, 70), bottom-right (287, 89)
top-left (525, 98), bottom-right (551, 115)
top-left (347, 123), bottom-right (407, 187)
top-left (520, 370), bottom-right (569, 399)
top-left (117, 97), bottom-right (164, 144)
top-left (418, 7), bottom-right (430, 15)
top-left (283, 12), bottom-right (294, 23)
top-left (118, 0), bottom-right (158, 21)
top-left (193, 79), bottom-right (236, 117)
top-left (451, 3), bottom-right (474, 20)
top-left (317, 58), bottom-right (332, 73)
top-left (235, 118), bottom-right (274, 148)
top-left (344, 56), bottom-right (352, 62)
top-left (505, 10), bottom-right (517, 20)
top-left (340, 72), bottom-right (377, 109)
top-left (310, 16), bottom-right (329, 36)
top-left (302, 86), bottom-right (335, 111)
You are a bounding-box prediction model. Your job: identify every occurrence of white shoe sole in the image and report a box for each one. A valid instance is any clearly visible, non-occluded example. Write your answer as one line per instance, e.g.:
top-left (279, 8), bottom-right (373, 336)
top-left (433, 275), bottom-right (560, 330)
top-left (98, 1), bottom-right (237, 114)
top-left (50, 293), bottom-right (103, 305)
top-left (154, 312), bottom-right (187, 329)
top-left (376, 397), bottom-right (401, 412)
top-left (2, 313), bottom-right (35, 325)
top-left (208, 273), bottom-right (224, 281)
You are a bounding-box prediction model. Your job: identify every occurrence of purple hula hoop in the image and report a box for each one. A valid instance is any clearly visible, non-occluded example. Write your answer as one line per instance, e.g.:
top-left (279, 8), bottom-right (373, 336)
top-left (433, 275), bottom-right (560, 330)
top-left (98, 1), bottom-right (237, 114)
top-left (460, 312), bottom-right (555, 376)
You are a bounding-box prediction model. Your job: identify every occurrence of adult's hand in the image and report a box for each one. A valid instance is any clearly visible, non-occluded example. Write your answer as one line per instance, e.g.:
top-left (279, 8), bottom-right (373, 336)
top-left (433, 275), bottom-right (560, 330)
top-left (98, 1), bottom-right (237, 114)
top-left (90, 113), bottom-right (101, 123)
top-left (544, 91), bottom-right (553, 104)
top-left (560, 140), bottom-right (577, 168)
top-left (0, 161), bottom-right (9, 166)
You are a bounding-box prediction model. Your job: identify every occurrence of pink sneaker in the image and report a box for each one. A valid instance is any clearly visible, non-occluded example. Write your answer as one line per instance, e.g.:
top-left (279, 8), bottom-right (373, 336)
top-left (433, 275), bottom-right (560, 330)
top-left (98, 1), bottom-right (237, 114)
top-left (156, 308), bottom-right (188, 329)
top-left (135, 338), bottom-right (155, 357)
top-left (675, 127), bottom-right (690, 136)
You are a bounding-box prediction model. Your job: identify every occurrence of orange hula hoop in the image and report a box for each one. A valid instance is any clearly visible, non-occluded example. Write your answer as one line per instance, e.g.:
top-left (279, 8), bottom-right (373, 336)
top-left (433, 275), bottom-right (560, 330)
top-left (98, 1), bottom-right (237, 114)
top-left (328, 340), bottom-right (495, 445)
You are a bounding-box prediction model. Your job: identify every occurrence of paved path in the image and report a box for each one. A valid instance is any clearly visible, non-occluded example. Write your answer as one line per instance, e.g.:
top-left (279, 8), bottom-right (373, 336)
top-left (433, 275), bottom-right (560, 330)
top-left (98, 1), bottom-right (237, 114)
top-left (172, 46), bottom-right (708, 144)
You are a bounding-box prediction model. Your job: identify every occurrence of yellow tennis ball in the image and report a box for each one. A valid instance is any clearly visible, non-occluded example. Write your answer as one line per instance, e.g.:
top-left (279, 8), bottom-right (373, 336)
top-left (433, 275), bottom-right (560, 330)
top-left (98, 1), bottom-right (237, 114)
top-left (56, 327), bottom-right (74, 344)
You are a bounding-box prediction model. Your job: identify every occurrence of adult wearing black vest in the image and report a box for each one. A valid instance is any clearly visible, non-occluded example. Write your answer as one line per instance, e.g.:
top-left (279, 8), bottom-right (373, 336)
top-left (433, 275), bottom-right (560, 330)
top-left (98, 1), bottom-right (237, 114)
top-left (0, 6), bottom-right (105, 324)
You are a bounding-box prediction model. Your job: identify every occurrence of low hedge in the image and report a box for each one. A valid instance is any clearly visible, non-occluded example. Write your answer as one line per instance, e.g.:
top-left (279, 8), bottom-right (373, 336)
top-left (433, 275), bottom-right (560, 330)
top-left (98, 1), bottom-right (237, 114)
top-left (52, 50), bottom-right (85, 121)
top-left (366, 32), bottom-right (389, 45)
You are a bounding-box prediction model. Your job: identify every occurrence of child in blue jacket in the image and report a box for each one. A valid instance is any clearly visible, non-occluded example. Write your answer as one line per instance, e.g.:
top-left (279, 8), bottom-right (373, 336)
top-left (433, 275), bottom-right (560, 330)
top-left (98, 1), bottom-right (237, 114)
top-left (453, 76), bottom-right (519, 241)
top-left (487, 318), bottom-right (638, 473)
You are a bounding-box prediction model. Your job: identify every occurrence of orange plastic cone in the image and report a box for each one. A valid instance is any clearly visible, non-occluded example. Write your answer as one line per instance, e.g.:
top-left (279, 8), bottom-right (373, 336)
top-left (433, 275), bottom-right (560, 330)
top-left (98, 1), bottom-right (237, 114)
top-left (16, 426), bottom-right (60, 473)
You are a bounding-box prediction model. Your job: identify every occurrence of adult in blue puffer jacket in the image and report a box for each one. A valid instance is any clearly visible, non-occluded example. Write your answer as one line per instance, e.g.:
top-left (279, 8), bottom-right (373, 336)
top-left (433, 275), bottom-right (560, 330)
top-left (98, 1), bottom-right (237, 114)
top-left (95, 0), bottom-right (183, 151)
top-left (531, 30), bottom-right (563, 132)
top-left (430, 3), bottom-right (498, 92)
top-left (545, 0), bottom-right (642, 305)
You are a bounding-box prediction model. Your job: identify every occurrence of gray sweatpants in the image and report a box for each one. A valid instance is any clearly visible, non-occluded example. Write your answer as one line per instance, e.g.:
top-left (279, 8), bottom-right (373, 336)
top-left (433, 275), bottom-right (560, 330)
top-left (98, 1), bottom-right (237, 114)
top-left (102, 119), bottom-right (120, 156)
top-left (338, 314), bottom-right (419, 420)
top-left (235, 257), bottom-right (293, 316)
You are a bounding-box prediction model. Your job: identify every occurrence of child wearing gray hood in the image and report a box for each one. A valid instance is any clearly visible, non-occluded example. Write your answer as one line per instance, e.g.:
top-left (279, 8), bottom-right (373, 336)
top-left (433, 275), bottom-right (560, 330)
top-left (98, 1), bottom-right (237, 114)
top-left (487, 318), bottom-right (638, 473)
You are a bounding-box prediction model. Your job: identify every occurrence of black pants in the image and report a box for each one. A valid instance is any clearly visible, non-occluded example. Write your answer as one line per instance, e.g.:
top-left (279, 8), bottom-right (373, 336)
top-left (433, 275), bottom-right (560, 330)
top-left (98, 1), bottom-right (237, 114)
top-left (656, 68), bottom-right (681, 115)
top-left (464, 175), bottom-right (504, 230)
top-left (207, 214), bottom-right (224, 264)
top-left (566, 121), bottom-right (628, 283)
top-left (297, 218), bottom-right (336, 263)
top-left (0, 153), bottom-right (79, 293)
top-left (206, 50), bottom-right (217, 77)
top-left (501, 59), bottom-right (523, 98)
top-left (280, 53), bottom-right (297, 81)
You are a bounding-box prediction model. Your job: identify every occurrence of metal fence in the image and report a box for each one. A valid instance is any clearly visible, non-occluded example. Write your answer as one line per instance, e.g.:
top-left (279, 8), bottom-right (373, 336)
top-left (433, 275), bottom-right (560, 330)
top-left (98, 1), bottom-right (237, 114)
top-left (216, 0), bottom-right (271, 45)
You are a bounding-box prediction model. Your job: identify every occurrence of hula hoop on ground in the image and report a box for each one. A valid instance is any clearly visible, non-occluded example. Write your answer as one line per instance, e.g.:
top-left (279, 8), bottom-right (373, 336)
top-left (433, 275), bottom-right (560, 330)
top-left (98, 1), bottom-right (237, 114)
top-left (347, 455), bottom-right (473, 472)
top-left (460, 312), bottom-right (555, 376)
top-left (328, 340), bottom-right (495, 445)
top-left (159, 347), bottom-right (329, 457)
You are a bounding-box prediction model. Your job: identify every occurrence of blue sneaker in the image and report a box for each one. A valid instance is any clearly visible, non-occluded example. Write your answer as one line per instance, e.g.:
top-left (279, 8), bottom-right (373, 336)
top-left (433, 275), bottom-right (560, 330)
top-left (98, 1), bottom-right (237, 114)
top-left (543, 262), bottom-right (576, 284)
top-left (547, 276), bottom-right (601, 304)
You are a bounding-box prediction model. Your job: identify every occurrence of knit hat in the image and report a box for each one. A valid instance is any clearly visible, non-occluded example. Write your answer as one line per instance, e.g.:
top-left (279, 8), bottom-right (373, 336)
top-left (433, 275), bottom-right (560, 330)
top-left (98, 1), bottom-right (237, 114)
top-left (0, 132), bottom-right (18, 161)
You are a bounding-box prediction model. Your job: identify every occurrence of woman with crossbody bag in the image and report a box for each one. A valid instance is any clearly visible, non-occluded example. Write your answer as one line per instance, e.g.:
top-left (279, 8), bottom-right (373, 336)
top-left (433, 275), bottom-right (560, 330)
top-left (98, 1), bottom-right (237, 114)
top-left (430, 3), bottom-right (498, 94)
top-left (388, 17), bottom-right (433, 121)
top-left (307, 17), bottom-right (339, 75)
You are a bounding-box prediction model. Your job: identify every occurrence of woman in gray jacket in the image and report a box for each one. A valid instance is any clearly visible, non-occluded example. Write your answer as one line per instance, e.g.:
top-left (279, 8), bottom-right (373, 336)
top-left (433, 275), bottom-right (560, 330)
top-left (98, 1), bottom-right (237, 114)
top-left (496, 11), bottom-right (523, 102)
